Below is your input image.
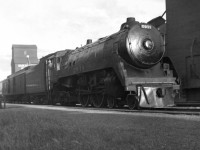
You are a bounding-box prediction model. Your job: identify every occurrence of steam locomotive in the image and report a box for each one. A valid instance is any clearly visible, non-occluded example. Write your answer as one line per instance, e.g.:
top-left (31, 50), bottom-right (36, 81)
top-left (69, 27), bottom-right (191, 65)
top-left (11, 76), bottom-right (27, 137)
top-left (1, 17), bottom-right (180, 109)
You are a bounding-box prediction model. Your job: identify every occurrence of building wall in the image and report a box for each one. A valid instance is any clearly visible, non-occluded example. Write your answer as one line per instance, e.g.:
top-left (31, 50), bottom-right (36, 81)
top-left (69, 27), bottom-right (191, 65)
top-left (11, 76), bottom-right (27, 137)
top-left (0, 81), bottom-right (2, 95)
top-left (166, 0), bottom-right (200, 102)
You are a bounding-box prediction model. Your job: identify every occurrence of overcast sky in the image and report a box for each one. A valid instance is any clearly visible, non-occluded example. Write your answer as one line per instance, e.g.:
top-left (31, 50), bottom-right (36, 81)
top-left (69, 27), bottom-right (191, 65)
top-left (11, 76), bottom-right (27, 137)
top-left (0, 0), bottom-right (165, 81)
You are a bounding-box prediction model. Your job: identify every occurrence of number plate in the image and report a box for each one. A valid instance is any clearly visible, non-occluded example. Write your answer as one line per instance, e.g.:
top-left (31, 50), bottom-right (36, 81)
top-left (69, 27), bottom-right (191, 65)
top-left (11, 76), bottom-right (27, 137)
top-left (141, 24), bottom-right (152, 29)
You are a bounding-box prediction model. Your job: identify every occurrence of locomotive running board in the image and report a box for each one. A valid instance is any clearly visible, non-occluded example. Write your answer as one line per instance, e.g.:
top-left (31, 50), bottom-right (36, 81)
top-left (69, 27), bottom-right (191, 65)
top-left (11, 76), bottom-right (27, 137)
top-left (125, 77), bottom-right (176, 91)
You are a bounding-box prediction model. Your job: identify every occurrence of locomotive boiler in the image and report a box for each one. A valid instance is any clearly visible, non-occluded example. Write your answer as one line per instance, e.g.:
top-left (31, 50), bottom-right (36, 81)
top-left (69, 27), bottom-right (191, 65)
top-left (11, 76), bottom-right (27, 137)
top-left (47, 17), bottom-right (179, 109)
top-left (2, 17), bottom-right (179, 109)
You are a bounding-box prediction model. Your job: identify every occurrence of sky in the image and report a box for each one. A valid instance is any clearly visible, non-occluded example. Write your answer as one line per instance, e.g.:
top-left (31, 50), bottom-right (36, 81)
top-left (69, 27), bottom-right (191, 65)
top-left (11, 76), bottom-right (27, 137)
top-left (0, 0), bottom-right (165, 81)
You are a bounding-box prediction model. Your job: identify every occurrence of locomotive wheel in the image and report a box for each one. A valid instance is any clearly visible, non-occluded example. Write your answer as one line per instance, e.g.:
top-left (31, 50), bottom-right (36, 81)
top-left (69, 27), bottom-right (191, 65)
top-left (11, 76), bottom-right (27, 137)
top-left (107, 96), bottom-right (116, 109)
top-left (117, 100), bottom-right (125, 108)
top-left (117, 104), bottom-right (124, 108)
top-left (32, 96), bottom-right (39, 104)
top-left (92, 94), bottom-right (106, 108)
top-left (66, 102), bottom-right (76, 107)
top-left (126, 94), bottom-right (139, 110)
top-left (51, 92), bottom-right (60, 105)
top-left (60, 99), bottom-right (66, 106)
top-left (79, 95), bottom-right (90, 107)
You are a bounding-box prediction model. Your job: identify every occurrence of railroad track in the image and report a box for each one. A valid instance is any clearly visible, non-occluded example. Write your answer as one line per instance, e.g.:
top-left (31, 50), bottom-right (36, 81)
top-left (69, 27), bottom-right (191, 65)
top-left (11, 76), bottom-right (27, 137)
top-left (71, 105), bottom-right (200, 116)
top-left (6, 103), bottom-right (200, 116)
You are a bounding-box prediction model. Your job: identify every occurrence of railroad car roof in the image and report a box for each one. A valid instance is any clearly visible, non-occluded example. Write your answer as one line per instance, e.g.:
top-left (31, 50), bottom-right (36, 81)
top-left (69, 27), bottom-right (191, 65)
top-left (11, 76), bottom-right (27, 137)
top-left (12, 44), bottom-right (37, 48)
top-left (8, 66), bottom-right (34, 78)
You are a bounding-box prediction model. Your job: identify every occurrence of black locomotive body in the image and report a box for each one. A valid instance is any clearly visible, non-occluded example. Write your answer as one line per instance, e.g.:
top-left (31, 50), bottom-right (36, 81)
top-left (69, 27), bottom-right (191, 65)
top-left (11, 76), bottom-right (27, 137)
top-left (2, 18), bottom-right (179, 109)
top-left (48, 18), bottom-right (179, 109)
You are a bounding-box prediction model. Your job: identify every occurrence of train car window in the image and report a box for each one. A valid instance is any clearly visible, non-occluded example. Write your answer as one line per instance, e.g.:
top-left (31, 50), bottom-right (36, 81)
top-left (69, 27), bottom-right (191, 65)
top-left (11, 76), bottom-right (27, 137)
top-left (48, 59), bottom-right (53, 68)
top-left (57, 57), bottom-right (61, 70)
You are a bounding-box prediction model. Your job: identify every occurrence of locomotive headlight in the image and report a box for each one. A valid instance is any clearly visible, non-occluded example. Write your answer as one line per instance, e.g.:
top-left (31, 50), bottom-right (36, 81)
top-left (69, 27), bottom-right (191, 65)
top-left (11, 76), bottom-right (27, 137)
top-left (143, 39), bottom-right (154, 51)
top-left (156, 88), bottom-right (165, 98)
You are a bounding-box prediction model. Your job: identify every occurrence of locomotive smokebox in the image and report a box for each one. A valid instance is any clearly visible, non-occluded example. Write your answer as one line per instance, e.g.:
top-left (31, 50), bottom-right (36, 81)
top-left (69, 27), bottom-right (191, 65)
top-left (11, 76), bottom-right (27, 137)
top-left (118, 23), bottom-right (164, 69)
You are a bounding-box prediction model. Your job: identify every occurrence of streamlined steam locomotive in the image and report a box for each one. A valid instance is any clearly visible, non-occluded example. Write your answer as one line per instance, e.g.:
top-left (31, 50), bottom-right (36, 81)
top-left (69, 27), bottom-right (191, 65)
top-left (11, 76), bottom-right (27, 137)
top-left (2, 17), bottom-right (179, 109)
